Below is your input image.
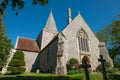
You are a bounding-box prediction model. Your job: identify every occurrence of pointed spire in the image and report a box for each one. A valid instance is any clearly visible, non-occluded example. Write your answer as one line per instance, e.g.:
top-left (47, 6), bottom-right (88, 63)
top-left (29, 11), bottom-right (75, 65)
top-left (44, 10), bottom-right (58, 32)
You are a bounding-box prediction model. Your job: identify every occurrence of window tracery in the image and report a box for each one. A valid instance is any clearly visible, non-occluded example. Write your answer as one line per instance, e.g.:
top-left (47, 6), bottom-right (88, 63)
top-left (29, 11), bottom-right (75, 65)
top-left (78, 29), bottom-right (89, 52)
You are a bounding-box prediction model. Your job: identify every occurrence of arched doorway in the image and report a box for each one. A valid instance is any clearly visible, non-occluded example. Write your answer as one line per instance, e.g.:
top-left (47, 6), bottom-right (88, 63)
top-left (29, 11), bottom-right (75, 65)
top-left (82, 56), bottom-right (90, 64)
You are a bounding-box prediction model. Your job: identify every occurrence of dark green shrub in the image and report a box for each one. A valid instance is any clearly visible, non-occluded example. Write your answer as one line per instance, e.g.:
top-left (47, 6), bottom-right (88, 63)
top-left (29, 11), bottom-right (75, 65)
top-left (105, 61), bottom-right (111, 69)
top-left (67, 58), bottom-right (79, 70)
top-left (68, 58), bottom-right (79, 66)
top-left (118, 68), bottom-right (120, 71)
top-left (107, 68), bottom-right (118, 74)
top-left (7, 66), bottom-right (25, 74)
top-left (9, 59), bottom-right (25, 67)
top-left (13, 50), bottom-right (24, 60)
top-left (7, 50), bottom-right (25, 74)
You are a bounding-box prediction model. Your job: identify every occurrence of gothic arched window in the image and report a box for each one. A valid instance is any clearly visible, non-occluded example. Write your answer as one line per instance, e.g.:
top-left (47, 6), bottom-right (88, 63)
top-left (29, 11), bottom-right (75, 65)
top-left (77, 29), bottom-right (89, 52)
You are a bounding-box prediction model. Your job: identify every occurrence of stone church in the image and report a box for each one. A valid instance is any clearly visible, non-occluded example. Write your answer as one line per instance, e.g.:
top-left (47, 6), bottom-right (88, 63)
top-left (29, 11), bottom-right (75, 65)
top-left (14, 8), bottom-right (113, 74)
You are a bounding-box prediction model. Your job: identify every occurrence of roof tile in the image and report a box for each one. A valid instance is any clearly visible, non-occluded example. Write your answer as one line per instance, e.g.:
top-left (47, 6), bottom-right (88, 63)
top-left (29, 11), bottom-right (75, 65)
top-left (16, 36), bottom-right (40, 52)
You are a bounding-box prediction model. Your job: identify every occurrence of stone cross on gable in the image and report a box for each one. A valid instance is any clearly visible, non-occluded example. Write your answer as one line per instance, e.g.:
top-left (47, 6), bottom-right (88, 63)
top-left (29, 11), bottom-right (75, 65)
top-left (98, 55), bottom-right (108, 80)
top-left (81, 58), bottom-right (91, 80)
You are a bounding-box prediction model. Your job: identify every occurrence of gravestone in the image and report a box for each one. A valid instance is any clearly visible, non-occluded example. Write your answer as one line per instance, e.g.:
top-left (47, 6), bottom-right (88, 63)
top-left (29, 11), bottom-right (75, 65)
top-left (81, 58), bottom-right (91, 80)
top-left (98, 55), bottom-right (108, 80)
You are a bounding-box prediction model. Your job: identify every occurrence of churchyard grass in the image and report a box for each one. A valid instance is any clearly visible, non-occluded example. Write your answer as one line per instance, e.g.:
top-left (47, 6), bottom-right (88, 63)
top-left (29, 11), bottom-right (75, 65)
top-left (0, 72), bottom-right (103, 80)
top-left (0, 72), bottom-right (120, 80)
top-left (69, 74), bottom-right (102, 80)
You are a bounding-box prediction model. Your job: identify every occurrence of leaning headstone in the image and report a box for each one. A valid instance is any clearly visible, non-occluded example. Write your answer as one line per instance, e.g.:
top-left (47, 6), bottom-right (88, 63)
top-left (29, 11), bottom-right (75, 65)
top-left (36, 69), bottom-right (39, 73)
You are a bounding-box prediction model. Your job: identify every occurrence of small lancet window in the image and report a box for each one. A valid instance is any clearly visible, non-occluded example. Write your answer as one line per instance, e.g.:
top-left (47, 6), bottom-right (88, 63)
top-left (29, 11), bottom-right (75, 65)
top-left (77, 29), bottom-right (89, 52)
top-left (46, 49), bottom-right (49, 64)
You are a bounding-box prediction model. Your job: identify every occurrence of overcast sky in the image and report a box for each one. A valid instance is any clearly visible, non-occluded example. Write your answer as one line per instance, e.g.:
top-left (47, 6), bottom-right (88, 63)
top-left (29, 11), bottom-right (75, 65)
top-left (3, 0), bottom-right (120, 45)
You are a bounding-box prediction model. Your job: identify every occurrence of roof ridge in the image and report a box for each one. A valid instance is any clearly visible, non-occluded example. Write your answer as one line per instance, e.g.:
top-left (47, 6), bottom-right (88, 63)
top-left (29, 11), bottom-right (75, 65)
top-left (18, 36), bottom-right (35, 41)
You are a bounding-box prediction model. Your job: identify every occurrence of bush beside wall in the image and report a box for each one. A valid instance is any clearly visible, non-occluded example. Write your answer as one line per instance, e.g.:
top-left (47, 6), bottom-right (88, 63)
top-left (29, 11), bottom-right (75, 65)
top-left (7, 50), bottom-right (25, 74)
top-left (9, 59), bottom-right (25, 67)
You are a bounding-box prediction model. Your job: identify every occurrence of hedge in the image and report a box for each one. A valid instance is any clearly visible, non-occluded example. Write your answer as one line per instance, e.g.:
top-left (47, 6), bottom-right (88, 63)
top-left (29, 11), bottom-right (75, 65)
top-left (7, 66), bottom-right (25, 74)
top-left (7, 50), bottom-right (25, 74)
top-left (9, 59), bottom-right (25, 67)
top-left (13, 50), bottom-right (24, 60)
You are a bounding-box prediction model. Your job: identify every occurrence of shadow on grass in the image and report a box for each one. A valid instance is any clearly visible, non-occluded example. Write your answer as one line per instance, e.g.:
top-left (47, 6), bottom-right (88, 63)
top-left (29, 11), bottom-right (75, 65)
top-left (108, 74), bottom-right (120, 80)
top-left (0, 76), bottom-right (82, 80)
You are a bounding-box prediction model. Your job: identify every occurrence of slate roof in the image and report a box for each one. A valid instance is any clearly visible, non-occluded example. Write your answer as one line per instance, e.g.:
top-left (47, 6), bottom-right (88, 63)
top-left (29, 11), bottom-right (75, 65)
top-left (16, 36), bottom-right (40, 52)
top-left (44, 10), bottom-right (58, 32)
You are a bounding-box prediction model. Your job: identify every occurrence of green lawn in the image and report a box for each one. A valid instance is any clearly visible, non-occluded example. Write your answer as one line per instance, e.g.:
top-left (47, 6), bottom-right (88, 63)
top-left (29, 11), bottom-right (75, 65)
top-left (0, 72), bottom-right (120, 80)
top-left (0, 73), bottom-right (103, 80)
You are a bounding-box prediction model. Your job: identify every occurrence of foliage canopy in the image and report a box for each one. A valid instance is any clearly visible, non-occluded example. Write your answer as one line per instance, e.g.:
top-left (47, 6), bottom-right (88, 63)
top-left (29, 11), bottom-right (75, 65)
top-left (95, 17), bottom-right (120, 67)
top-left (0, 16), bottom-right (13, 69)
top-left (0, 0), bottom-right (48, 15)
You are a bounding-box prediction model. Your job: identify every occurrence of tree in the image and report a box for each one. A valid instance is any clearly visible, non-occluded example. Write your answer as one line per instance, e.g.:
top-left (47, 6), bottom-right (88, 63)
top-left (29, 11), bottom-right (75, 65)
top-left (0, 0), bottom-right (48, 15)
top-left (95, 18), bottom-right (120, 67)
top-left (0, 16), bottom-right (13, 70)
top-left (110, 20), bottom-right (120, 67)
top-left (7, 50), bottom-right (25, 74)
top-left (95, 26), bottom-right (112, 49)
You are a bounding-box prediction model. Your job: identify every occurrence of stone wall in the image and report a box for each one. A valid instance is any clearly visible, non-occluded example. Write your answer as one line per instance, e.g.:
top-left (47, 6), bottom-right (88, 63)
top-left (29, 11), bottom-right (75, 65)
top-left (38, 38), bottom-right (58, 73)
top-left (98, 42), bottom-right (114, 67)
top-left (37, 29), bottom-right (57, 50)
top-left (62, 14), bottom-right (100, 71)
top-left (23, 51), bottom-right (39, 72)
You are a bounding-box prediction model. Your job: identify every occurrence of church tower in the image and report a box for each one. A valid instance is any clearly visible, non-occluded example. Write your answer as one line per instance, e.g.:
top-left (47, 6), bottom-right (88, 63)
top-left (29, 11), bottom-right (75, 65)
top-left (37, 10), bottom-right (58, 50)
